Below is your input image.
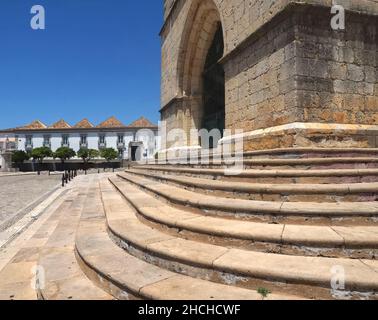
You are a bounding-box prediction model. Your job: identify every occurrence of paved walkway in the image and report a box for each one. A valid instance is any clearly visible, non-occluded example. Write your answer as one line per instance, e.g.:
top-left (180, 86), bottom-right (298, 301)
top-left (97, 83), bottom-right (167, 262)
top-left (0, 172), bottom-right (37, 177)
top-left (0, 174), bottom-right (112, 300)
top-left (0, 175), bottom-right (61, 229)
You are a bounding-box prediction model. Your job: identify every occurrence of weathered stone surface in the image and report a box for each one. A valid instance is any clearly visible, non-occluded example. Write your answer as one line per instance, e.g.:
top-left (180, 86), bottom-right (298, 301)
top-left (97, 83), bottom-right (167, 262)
top-left (161, 0), bottom-right (378, 151)
top-left (213, 248), bottom-right (378, 291)
top-left (118, 172), bottom-right (378, 217)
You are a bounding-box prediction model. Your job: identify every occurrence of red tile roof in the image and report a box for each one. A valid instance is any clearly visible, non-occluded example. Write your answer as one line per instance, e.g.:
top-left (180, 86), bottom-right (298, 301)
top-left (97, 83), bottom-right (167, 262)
top-left (49, 119), bottom-right (71, 129)
top-left (74, 119), bottom-right (94, 129)
top-left (96, 116), bottom-right (125, 128)
top-left (128, 117), bottom-right (157, 128)
top-left (5, 116), bottom-right (157, 132)
top-left (21, 120), bottom-right (47, 130)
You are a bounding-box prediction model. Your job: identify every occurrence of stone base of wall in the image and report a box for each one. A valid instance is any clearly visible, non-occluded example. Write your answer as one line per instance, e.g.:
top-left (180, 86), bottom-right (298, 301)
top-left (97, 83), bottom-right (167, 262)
top-left (219, 122), bottom-right (378, 152)
top-left (0, 151), bottom-right (13, 172)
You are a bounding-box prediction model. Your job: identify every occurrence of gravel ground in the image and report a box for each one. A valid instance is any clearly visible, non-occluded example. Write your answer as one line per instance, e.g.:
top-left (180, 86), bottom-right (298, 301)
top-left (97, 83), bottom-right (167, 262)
top-left (0, 174), bottom-right (61, 225)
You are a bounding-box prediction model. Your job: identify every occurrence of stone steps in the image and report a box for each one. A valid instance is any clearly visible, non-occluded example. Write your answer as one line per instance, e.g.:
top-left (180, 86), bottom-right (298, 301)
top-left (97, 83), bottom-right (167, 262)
top-left (75, 180), bottom-right (300, 300)
top-left (158, 148), bottom-right (378, 161)
top-left (138, 166), bottom-right (378, 184)
top-left (108, 177), bottom-right (378, 259)
top-left (241, 148), bottom-right (378, 159)
top-left (125, 168), bottom-right (378, 202)
top-left (116, 172), bottom-right (378, 224)
top-left (152, 157), bottom-right (378, 170)
top-left (36, 181), bottom-right (112, 300)
top-left (101, 179), bottom-right (378, 300)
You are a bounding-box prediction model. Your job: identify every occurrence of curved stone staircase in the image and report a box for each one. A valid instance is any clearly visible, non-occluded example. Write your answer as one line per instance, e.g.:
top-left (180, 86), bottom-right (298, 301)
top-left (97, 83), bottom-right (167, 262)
top-left (37, 148), bottom-right (378, 300)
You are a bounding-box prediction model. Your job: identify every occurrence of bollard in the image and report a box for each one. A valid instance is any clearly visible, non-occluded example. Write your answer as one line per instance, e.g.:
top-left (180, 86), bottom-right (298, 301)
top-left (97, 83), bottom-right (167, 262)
top-left (62, 174), bottom-right (65, 187)
top-left (65, 172), bottom-right (68, 184)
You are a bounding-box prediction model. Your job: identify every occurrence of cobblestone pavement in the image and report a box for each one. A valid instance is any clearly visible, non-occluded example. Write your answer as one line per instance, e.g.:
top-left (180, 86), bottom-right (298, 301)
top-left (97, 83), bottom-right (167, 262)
top-left (0, 175), bottom-right (61, 226)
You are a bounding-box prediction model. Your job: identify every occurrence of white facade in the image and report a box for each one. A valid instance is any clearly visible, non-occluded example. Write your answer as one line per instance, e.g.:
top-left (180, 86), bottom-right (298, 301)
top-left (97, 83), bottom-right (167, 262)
top-left (14, 128), bottom-right (158, 160)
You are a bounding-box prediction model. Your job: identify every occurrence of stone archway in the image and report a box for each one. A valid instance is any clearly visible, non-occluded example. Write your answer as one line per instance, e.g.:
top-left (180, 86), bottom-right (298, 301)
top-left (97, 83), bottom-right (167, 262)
top-left (177, 0), bottom-right (225, 147)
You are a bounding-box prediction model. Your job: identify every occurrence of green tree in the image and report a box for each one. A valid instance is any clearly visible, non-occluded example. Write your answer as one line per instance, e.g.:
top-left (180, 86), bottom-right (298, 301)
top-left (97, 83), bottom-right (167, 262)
top-left (77, 148), bottom-right (99, 164)
top-left (77, 148), bottom-right (99, 173)
top-left (31, 147), bottom-right (53, 163)
top-left (53, 147), bottom-right (76, 171)
top-left (31, 147), bottom-right (53, 174)
top-left (53, 147), bottom-right (76, 163)
top-left (100, 148), bottom-right (118, 171)
top-left (12, 150), bottom-right (30, 170)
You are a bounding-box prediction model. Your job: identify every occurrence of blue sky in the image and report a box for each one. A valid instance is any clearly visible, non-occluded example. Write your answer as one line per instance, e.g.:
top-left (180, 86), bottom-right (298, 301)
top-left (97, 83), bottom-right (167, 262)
top-left (0, 0), bottom-right (163, 129)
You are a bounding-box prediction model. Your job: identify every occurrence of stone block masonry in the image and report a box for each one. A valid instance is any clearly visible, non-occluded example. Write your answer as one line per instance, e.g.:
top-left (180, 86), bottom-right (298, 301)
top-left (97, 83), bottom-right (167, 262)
top-left (160, 0), bottom-right (378, 151)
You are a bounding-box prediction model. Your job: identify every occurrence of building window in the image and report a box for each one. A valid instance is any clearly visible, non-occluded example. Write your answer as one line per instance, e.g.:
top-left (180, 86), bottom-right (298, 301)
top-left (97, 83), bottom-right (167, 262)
top-left (117, 134), bottom-right (125, 150)
top-left (43, 135), bottom-right (51, 148)
top-left (99, 134), bottom-right (106, 149)
top-left (25, 135), bottom-right (33, 150)
top-left (62, 135), bottom-right (69, 147)
top-left (26, 135), bottom-right (32, 145)
top-left (80, 135), bottom-right (87, 147)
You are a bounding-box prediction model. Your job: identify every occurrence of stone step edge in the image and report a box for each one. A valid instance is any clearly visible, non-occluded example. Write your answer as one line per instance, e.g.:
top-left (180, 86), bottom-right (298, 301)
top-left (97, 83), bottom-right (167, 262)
top-left (138, 166), bottom-right (378, 178)
top-left (154, 147), bottom-right (378, 161)
top-left (38, 247), bottom-right (113, 301)
top-left (126, 169), bottom-right (378, 195)
top-left (117, 173), bottom-right (378, 217)
top-left (109, 177), bottom-right (378, 249)
top-left (75, 192), bottom-right (301, 300)
top-left (149, 157), bottom-right (378, 167)
top-left (36, 185), bottom-right (112, 301)
top-left (101, 180), bottom-right (378, 294)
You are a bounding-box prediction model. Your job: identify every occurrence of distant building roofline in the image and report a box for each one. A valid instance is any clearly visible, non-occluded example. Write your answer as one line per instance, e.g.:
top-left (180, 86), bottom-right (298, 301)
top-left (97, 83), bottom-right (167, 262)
top-left (0, 116), bottom-right (158, 133)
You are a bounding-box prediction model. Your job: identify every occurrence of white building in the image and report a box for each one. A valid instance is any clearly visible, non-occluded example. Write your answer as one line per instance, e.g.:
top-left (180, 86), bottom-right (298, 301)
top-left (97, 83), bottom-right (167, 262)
top-left (0, 116), bottom-right (159, 163)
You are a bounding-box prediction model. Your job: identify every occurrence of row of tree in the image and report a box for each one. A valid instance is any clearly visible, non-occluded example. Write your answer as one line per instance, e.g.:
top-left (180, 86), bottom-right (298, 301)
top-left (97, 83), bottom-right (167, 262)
top-left (12, 147), bottom-right (119, 170)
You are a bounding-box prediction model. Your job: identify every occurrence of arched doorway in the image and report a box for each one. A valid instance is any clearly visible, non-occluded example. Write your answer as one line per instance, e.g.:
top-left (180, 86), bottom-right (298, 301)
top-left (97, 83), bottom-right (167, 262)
top-left (177, 0), bottom-right (225, 149)
top-left (201, 23), bottom-right (225, 147)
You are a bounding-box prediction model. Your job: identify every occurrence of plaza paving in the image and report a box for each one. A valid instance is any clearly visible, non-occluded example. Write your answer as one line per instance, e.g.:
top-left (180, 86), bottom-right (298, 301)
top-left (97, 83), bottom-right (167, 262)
top-left (0, 174), bottom-right (61, 230)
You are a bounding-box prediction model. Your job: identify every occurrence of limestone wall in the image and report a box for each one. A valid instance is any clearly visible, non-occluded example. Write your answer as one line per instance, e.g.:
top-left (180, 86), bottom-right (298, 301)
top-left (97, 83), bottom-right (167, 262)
top-left (161, 0), bottom-right (378, 107)
top-left (224, 5), bottom-right (378, 132)
top-left (160, 0), bottom-right (378, 149)
top-left (163, 0), bottom-right (176, 19)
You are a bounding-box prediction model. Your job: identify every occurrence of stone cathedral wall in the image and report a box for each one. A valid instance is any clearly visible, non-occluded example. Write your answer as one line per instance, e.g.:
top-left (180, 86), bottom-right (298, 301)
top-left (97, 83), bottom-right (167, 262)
top-left (161, 0), bottom-right (378, 150)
